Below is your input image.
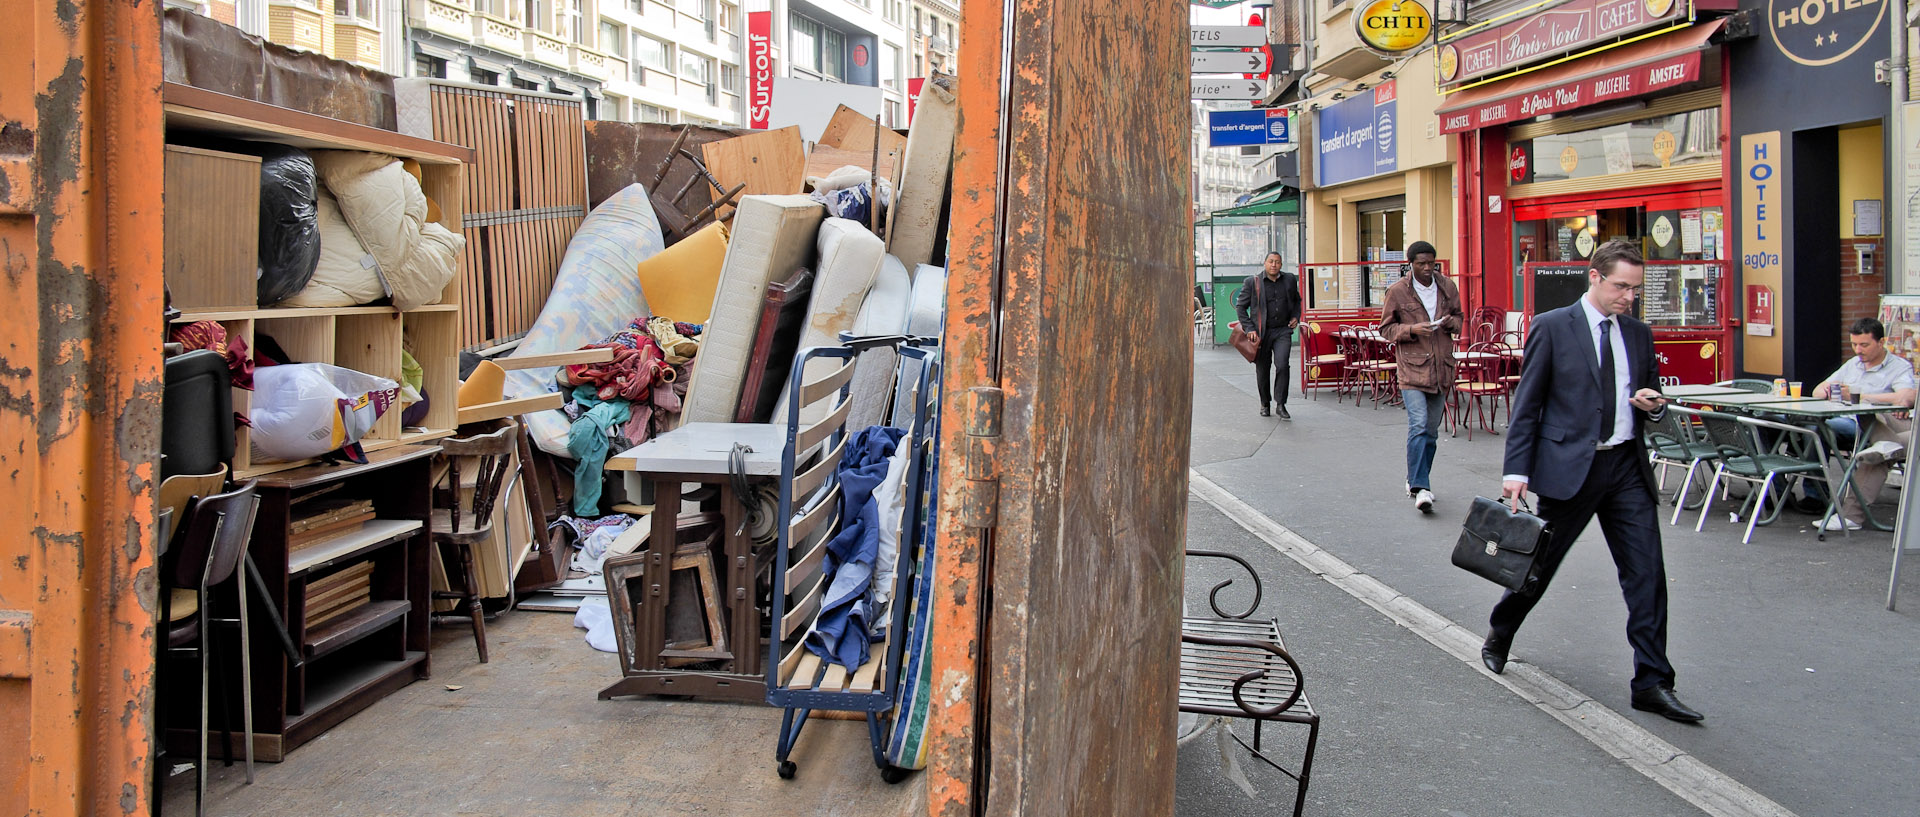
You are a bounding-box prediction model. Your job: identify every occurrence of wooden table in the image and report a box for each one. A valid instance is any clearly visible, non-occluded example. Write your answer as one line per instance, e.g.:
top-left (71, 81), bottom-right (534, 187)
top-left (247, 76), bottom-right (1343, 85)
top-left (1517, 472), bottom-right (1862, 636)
top-left (599, 423), bottom-right (785, 702)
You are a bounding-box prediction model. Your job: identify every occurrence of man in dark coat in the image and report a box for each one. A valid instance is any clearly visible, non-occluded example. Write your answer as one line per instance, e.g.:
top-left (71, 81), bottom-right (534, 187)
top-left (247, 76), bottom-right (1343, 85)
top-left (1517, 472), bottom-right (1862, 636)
top-left (1234, 251), bottom-right (1301, 419)
top-left (1485, 240), bottom-right (1703, 723)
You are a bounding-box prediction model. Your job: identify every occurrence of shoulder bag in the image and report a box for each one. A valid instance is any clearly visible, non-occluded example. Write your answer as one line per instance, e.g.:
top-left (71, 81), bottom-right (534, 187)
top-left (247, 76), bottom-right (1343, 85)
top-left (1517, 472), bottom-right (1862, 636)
top-left (1228, 277), bottom-right (1264, 362)
top-left (1452, 496), bottom-right (1551, 592)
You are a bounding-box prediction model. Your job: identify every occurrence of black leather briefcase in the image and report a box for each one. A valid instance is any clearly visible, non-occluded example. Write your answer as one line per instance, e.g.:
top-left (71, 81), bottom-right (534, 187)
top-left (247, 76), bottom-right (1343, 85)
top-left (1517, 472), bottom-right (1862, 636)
top-left (1452, 496), bottom-right (1552, 592)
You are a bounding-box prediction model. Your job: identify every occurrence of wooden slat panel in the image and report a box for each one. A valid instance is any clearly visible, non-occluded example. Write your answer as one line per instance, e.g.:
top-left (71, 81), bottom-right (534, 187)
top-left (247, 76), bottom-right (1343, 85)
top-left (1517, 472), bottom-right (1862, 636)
top-left (792, 438), bottom-right (846, 499)
top-left (778, 641), bottom-right (810, 686)
top-left (785, 528), bottom-right (829, 587)
top-left (801, 359), bottom-right (857, 405)
top-left (781, 578), bottom-right (823, 640)
top-left (787, 485), bottom-right (840, 546)
top-left (849, 642), bottom-right (885, 693)
top-left (796, 395), bottom-right (853, 452)
top-left (787, 651), bottom-right (822, 691)
top-left (818, 662), bottom-right (850, 694)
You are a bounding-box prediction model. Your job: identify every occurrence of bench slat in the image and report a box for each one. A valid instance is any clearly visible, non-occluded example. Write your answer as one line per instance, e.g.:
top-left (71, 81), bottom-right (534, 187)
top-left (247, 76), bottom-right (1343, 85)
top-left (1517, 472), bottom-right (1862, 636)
top-left (849, 642), bottom-right (886, 693)
top-left (819, 661), bottom-right (850, 693)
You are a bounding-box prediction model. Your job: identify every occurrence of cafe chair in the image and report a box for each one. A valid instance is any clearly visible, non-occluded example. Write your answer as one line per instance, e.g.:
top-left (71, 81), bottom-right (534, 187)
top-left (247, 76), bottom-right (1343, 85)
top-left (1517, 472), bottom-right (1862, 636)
top-left (156, 481), bottom-right (263, 817)
top-left (1694, 411), bottom-right (1830, 544)
top-left (1302, 322), bottom-right (1347, 401)
top-left (430, 425), bottom-right (521, 663)
top-left (1646, 405), bottom-right (1722, 524)
top-left (1451, 341), bottom-right (1510, 440)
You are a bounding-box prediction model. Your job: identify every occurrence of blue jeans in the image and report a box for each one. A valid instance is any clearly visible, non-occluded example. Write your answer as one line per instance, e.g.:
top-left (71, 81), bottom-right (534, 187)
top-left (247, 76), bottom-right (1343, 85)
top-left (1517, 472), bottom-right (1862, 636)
top-left (1404, 388), bottom-right (1445, 491)
top-left (1805, 417), bottom-right (1859, 502)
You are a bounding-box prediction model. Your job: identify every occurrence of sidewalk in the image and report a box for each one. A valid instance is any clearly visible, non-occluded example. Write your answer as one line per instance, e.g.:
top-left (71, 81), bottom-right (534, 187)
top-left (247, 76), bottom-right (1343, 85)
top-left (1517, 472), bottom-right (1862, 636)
top-left (1180, 344), bottom-right (1920, 817)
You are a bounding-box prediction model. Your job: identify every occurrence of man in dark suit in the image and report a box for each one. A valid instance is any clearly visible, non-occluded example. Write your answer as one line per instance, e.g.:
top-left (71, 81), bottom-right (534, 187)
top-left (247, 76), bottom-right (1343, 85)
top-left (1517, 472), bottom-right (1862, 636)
top-left (1484, 240), bottom-right (1704, 723)
top-left (1234, 251), bottom-right (1301, 419)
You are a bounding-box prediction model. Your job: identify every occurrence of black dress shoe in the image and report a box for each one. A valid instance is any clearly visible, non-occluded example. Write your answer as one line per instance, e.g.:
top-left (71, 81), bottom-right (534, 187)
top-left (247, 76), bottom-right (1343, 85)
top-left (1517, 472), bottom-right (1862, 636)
top-left (1631, 686), bottom-right (1705, 723)
top-left (1480, 638), bottom-right (1509, 674)
top-left (1260, 406), bottom-right (1272, 417)
top-left (1278, 406), bottom-right (1291, 420)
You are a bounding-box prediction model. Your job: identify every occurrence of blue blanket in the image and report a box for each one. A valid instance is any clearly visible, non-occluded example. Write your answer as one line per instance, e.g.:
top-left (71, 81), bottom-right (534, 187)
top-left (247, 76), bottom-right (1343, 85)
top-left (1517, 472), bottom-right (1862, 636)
top-left (804, 425), bottom-right (907, 672)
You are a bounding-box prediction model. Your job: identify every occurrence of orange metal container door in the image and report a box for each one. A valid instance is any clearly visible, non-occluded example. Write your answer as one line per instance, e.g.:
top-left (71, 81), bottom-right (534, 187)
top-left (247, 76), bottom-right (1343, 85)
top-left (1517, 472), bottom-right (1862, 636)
top-left (926, 0), bottom-right (1195, 813)
top-left (0, 0), bottom-right (166, 813)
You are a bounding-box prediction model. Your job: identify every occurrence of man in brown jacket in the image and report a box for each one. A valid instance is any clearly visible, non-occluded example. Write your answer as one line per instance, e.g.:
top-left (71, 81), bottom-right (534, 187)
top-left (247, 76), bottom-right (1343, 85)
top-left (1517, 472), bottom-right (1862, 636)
top-left (1378, 241), bottom-right (1463, 512)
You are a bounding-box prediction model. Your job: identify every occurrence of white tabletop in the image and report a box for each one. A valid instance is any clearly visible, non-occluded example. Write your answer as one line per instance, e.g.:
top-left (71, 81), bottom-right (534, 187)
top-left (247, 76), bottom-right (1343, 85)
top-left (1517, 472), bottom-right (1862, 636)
top-left (605, 422), bottom-right (787, 476)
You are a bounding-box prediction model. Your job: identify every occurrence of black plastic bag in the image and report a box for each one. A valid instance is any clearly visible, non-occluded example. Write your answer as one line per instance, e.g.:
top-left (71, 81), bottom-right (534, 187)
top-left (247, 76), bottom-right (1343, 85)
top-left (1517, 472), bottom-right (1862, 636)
top-left (245, 144), bottom-right (322, 305)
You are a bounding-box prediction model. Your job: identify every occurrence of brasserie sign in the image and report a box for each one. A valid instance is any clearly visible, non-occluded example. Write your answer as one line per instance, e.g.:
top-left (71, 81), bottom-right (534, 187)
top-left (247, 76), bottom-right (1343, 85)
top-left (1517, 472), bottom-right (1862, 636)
top-left (1437, 0), bottom-right (1688, 86)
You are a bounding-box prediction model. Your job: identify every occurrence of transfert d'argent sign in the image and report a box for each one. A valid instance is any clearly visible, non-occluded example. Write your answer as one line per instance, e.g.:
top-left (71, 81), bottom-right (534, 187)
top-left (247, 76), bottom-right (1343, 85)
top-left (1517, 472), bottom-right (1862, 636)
top-left (1436, 0), bottom-right (1686, 86)
top-left (1437, 50), bottom-right (1700, 133)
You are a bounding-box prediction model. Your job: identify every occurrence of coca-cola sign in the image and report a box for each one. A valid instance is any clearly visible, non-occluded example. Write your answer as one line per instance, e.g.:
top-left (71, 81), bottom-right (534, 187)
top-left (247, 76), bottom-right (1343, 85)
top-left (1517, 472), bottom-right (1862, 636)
top-left (1437, 0), bottom-right (1685, 86)
top-left (748, 10), bottom-right (773, 129)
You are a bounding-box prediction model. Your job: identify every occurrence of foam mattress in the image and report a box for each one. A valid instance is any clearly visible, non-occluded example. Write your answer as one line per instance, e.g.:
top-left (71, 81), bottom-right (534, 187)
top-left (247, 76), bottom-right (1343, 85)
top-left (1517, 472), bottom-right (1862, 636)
top-left (890, 264), bottom-right (947, 429)
top-left (846, 255), bottom-right (913, 431)
top-left (775, 218), bottom-right (885, 424)
top-left (680, 195), bottom-right (825, 424)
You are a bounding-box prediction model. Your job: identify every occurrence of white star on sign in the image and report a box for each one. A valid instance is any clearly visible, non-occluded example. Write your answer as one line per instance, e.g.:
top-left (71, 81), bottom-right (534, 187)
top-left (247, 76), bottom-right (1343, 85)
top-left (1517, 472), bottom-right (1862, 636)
top-left (1815, 34), bottom-right (1825, 45)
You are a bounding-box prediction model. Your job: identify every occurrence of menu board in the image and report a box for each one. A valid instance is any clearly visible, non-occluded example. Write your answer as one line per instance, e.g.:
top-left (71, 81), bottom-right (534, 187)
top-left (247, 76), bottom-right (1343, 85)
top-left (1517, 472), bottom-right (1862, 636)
top-left (1640, 263), bottom-right (1719, 327)
top-left (1529, 263), bottom-right (1590, 315)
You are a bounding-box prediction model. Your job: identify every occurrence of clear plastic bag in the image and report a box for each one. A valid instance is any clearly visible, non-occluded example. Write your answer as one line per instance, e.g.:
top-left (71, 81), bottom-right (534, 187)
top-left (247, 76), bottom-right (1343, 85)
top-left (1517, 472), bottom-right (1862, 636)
top-left (250, 363), bottom-right (399, 462)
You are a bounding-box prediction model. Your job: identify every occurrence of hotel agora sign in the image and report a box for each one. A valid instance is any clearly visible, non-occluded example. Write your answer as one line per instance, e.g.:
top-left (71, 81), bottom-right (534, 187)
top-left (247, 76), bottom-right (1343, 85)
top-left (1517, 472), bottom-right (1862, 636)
top-left (1436, 0), bottom-right (1688, 87)
top-left (1355, 0), bottom-right (1434, 54)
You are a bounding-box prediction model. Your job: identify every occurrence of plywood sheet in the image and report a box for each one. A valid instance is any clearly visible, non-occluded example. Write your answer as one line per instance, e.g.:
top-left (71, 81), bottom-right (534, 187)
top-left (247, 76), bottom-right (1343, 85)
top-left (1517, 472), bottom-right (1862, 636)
top-left (819, 105), bottom-right (907, 160)
top-left (806, 144), bottom-right (901, 184)
top-left (701, 126), bottom-right (808, 198)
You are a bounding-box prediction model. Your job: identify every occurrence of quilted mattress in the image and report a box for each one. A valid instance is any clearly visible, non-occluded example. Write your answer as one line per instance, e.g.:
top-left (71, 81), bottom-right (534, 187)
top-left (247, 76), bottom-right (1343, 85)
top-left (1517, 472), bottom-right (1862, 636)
top-left (890, 264), bottom-right (947, 429)
top-left (504, 184), bottom-right (662, 457)
top-left (846, 255), bottom-right (913, 431)
top-left (680, 195), bottom-right (825, 424)
top-left (774, 218), bottom-right (885, 425)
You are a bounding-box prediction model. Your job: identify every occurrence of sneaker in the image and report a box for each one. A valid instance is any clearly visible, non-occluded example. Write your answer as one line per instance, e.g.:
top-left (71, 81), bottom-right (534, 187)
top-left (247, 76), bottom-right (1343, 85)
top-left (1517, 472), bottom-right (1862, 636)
top-left (1406, 482), bottom-right (1417, 498)
top-left (1820, 515), bottom-right (1863, 532)
top-left (1414, 489), bottom-right (1435, 513)
top-left (1857, 440), bottom-right (1905, 465)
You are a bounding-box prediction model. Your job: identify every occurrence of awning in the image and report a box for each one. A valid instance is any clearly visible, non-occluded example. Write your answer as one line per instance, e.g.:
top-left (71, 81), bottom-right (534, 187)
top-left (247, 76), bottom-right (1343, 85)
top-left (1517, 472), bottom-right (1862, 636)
top-left (1213, 193), bottom-right (1300, 217)
top-left (413, 42), bottom-right (459, 62)
top-left (1436, 19), bottom-right (1724, 135)
top-left (468, 55), bottom-right (510, 76)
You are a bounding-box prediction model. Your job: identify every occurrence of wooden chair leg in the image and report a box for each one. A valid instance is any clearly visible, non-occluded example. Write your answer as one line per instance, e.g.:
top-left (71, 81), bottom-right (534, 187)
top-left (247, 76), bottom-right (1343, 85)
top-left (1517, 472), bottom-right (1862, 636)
top-left (461, 544), bottom-right (489, 663)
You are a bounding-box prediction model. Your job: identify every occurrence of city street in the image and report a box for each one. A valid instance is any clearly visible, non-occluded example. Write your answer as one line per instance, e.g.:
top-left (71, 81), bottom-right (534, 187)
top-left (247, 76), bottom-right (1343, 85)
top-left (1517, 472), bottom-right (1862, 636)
top-left (1175, 345), bottom-right (1920, 817)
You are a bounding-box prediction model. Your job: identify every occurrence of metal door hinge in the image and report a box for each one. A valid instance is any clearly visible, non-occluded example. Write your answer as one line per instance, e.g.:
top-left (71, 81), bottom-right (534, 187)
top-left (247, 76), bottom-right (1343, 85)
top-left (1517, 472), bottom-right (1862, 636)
top-left (959, 386), bottom-right (1004, 528)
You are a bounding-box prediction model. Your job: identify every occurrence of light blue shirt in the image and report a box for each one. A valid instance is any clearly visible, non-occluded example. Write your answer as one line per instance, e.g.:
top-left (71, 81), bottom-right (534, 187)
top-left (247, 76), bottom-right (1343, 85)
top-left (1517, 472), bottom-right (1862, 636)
top-left (1578, 297), bottom-right (1635, 447)
top-left (1823, 352), bottom-right (1917, 402)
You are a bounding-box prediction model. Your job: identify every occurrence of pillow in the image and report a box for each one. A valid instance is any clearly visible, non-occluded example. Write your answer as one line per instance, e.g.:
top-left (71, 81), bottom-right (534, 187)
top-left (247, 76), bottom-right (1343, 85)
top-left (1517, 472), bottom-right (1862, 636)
top-left (280, 191), bottom-right (384, 308)
top-left (635, 220), bottom-right (730, 324)
top-left (312, 150), bottom-right (456, 311)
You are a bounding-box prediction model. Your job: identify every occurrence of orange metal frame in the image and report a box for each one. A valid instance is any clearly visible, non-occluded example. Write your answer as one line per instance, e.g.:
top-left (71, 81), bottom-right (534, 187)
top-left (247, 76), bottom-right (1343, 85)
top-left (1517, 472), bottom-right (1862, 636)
top-left (1, 0), bottom-right (166, 813)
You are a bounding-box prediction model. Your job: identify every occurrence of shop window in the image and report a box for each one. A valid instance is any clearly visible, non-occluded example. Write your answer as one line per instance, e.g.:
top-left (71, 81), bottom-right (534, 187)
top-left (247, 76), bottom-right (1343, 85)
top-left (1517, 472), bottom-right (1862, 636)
top-left (1358, 199), bottom-right (1407, 308)
top-left (1513, 204), bottom-right (1726, 327)
top-left (1511, 108), bottom-right (1721, 187)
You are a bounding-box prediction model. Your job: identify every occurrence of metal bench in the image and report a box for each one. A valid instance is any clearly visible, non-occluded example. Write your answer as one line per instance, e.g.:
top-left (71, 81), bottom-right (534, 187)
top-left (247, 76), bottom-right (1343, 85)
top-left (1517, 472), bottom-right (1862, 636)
top-left (1181, 550), bottom-right (1319, 817)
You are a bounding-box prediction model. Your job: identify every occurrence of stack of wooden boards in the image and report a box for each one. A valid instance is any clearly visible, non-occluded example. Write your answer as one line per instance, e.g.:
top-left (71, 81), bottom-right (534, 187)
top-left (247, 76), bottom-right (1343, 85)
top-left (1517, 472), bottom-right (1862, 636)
top-left (306, 562), bottom-right (375, 628)
top-left (290, 495), bottom-right (378, 553)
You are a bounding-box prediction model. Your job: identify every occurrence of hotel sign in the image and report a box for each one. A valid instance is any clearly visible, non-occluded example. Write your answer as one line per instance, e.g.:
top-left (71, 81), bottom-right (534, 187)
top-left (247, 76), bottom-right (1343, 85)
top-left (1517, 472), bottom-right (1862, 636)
top-left (1437, 49), bottom-right (1701, 133)
top-left (1437, 0), bottom-right (1688, 86)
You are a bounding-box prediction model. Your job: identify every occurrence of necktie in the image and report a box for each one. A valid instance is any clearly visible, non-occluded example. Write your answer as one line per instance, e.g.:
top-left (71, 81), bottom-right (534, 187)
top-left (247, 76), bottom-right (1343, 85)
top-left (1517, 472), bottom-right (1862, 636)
top-left (1599, 318), bottom-right (1616, 444)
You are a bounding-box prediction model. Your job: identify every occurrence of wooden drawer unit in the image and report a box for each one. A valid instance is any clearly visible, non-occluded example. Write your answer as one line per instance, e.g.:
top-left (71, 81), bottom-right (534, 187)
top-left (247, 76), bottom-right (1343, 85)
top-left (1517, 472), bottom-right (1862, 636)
top-left (163, 144), bottom-right (262, 312)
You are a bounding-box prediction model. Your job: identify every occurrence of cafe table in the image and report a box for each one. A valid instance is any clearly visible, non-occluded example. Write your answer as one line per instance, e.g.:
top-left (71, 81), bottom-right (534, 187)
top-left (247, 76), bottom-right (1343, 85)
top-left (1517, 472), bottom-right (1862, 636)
top-left (1744, 399), bottom-right (1911, 539)
top-left (1660, 384), bottom-right (1751, 398)
top-left (1671, 392), bottom-right (1826, 408)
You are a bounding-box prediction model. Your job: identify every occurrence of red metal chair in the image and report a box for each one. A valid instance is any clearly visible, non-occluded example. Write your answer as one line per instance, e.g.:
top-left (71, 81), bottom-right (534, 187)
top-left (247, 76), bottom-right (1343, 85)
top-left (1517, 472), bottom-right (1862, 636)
top-left (1452, 341), bottom-right (1512, 440)
top-left (1301, 322), bottom-right (1348, 401)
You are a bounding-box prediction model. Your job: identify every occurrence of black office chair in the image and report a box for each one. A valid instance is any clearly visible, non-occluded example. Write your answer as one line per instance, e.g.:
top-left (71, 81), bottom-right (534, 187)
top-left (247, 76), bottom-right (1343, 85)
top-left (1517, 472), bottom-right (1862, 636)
top-left (161, 350), bottom-right (233, 481)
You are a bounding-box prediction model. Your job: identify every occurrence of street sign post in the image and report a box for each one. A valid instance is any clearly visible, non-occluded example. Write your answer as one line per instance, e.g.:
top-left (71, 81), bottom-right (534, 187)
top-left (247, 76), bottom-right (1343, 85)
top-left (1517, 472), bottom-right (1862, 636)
top-left (1191, 25), bottom-right (1267, 47)
top-left (1207, 108), bottom-right (1291, 147)
top-left (1191, 78), bottom-right (1266, 100)
top-left (1190, 50), bottom-right (1269, 74)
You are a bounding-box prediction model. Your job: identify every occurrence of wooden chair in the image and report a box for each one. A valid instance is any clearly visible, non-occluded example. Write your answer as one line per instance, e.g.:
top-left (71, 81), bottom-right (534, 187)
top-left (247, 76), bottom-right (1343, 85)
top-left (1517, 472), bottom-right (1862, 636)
top-left (430, 425), bottom-right (520, 663)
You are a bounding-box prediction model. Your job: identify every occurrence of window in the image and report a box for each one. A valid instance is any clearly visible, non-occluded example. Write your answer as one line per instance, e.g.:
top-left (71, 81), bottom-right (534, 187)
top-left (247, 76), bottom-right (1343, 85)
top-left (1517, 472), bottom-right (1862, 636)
top-left (333, 0), bottom-right (375, 22)
top-left (791, 14), bottom-right (820, 74)
top-left (524, 0), bottom-right (538, 28)
top-left (474, 0), bottom-right (505, 16)
top-left (601, 22), bottom-right (624, 56)
top-left (512, 78), bottom-right (540, 91)
top-left (640, 103), bottom-right (672, 123)
top-left (820, 29), bottom-right (844, 81)
top-left (634, 32), bottom-right (672, 70)
top-left (471, 67), bottom-right (500, 85)
top-left (681, 52), bottom-right (715, 104)
top-left (912, 7), bottom-right (921, 34)
top-left (882, 43), bottom-right (899, 88)
top-left (567, 0), bottom-right (584, 42)
top-left (414, 55), bottom-right (446, 78)
top-left (629, 0), bottom-right (642, 11)
top-left (601, 94), bottom-right (625, 120)
top-left (884, 100), bottom-right (899, 127)
top-left (720, 62), bottom-right (740, 94)
top-left (697, 0), bottom-right (716, 40)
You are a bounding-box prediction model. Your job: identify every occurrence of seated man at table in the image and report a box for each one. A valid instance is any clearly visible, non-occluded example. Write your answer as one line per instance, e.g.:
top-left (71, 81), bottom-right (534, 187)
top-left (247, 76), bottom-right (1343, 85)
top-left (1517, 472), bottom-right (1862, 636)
top-left (1810, 317), bottom-right (1918, 531)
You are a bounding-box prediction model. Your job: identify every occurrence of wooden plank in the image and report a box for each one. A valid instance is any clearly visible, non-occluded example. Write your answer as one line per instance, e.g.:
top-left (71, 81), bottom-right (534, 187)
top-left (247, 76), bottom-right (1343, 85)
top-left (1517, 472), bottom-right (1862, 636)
top-left (456, 392), bottom-right (564, 426)
top-left (162, 83), bottom-right (471, 164)
top-left (788, 652), bottom-right (822, 691)
top-left (849, 642), bottom-right (885, 693)
top-left (818, 105), bottom-right (907, 160)
top-left (796, 396), bottom-right (852, 453)
top-left (780, 578), bottom-right (823, 640)
top-left (818, 661), bottom-right (849, 694)
top-left (701, 126), bottom-right (807, 198)
top-left (806, 144), bottom-right (900, 183)
top-left (785, 528), bottom-right (829, 587)
top-left (801, 359), bottom-right (857, 404)
top-left (287, 519), bottom-right (425, 574)
top-left (256, 315), bottom-right (335, 366)
top-left (787, 485), bottom-right (839, 546)
top-left (792, 438), bottom-right (846, 499)
top-left (163, 146), bottom-right (260, 312)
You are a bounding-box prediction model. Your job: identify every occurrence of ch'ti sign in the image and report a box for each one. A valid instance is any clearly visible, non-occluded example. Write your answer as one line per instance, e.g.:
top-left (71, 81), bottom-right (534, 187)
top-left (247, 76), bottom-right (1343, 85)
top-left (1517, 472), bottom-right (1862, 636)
top-left (1355, 0), bottom-right (1434, 54)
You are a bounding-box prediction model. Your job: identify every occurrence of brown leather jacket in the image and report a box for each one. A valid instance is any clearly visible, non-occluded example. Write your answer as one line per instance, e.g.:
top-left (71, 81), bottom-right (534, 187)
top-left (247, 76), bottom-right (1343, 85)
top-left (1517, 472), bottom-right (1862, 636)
top-left (1378, 272), bottom-right (1464, 393)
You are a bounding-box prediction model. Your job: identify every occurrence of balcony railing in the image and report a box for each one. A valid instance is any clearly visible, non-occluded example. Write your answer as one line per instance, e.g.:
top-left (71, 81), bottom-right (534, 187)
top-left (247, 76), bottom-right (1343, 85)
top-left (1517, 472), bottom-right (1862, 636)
top-left (570, 44), bottom-right (616, 82)
top-left (524, 28), bottom-right (570, 69)
top-left (408, 0), bottom-right (473, 41)
top-left (472, 12), bottom-right (522, 54)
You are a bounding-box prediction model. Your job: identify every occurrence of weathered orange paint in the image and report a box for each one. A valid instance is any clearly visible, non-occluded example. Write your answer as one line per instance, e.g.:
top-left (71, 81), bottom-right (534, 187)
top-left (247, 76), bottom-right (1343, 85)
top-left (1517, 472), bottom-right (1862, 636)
top-left (926, 0), bottom-right (1195, 813)
top-left (0, 0), bottom-right (166, 814)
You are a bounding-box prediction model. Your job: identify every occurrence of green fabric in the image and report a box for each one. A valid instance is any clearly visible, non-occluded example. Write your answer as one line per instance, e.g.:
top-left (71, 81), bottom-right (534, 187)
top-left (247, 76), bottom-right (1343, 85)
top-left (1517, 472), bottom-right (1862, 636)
top-left (566, 385), bottom-right (632, 516)
top-left (1213, 196), bottom-right (1300, 217)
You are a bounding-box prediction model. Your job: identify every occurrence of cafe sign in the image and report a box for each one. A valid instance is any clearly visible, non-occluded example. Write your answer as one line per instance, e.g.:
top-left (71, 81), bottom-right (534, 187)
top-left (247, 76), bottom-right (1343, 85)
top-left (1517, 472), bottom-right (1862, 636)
top-left (1437, 0), bottom-right (1689, 86)
top-left (1356, 0), bottom-right (1434, 54)
top-left (1437, 48), bottom-right (1702, 133)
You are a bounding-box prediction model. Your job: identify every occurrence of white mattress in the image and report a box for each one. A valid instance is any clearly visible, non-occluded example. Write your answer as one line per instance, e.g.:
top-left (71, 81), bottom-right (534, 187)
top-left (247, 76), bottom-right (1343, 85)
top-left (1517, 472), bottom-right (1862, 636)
top-left (890, 264), bottom-right (947, 429)
top-left (504, 184), bottom-right (663, 457)
top-left (885, 76), bottom-right (958, 269)
top-left (680, 195), bottom-right (825, 424)
top-left (846, 255), bottom-right (913, 430)
top-left (775, 217), bottom-right (885, 424)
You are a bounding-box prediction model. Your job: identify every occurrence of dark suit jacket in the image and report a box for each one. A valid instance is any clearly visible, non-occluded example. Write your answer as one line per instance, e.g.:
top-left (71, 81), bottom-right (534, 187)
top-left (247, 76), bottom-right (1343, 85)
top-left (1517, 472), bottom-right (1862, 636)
top-left (1503, 301), bottom-right (1662, 501)
top-left (1233, 272), bottom-right (1300, 337)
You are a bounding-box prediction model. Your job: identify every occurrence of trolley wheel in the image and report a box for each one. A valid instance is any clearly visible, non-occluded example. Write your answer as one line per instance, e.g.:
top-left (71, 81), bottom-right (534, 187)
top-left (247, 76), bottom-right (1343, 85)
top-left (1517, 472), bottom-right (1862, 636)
top-left (777, 761), bottom-right (797, 780)
top-left (880, 765), bottom-right (912, 784)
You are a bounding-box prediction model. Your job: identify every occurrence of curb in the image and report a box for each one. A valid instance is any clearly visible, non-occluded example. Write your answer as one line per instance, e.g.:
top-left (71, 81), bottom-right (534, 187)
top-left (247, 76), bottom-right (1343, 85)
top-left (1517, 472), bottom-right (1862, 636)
top-left (1188, 469), bottom-right (1798, 817)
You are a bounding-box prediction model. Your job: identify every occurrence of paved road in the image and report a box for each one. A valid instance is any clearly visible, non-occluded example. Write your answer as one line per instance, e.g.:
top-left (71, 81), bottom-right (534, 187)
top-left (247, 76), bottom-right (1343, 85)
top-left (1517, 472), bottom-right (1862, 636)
top-left (1175, 346), bottom-right (1920, 817)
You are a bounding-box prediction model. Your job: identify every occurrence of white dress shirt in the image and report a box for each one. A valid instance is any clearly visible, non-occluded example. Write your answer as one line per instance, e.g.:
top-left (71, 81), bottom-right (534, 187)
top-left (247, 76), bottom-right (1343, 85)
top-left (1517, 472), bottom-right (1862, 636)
top-left (1412, 275), bottom-right (1439, 323)
top-left (1578, 296), bottom-right (1635, 447)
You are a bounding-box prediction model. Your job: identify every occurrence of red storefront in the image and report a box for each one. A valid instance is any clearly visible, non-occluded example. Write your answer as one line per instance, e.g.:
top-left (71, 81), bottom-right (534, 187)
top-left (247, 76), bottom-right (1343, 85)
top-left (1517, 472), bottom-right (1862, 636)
top-left (1442, 9), bottom-right (1736, 384)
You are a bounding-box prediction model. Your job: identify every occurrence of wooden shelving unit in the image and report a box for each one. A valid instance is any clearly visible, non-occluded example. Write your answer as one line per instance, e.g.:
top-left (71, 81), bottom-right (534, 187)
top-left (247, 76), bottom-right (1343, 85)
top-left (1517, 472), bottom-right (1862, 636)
top-left (161, 82), bottom-right (472, 479)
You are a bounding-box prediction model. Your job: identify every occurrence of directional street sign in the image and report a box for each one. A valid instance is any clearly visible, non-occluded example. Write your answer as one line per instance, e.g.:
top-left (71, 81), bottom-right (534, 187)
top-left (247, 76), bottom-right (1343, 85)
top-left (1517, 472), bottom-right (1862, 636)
top-left (1191, 78), bottom-right (1267, 100)
top-left (1191, 25), bottom-right (1267, 47)
top-left (1191, 50), bottom-right (1269, 74)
